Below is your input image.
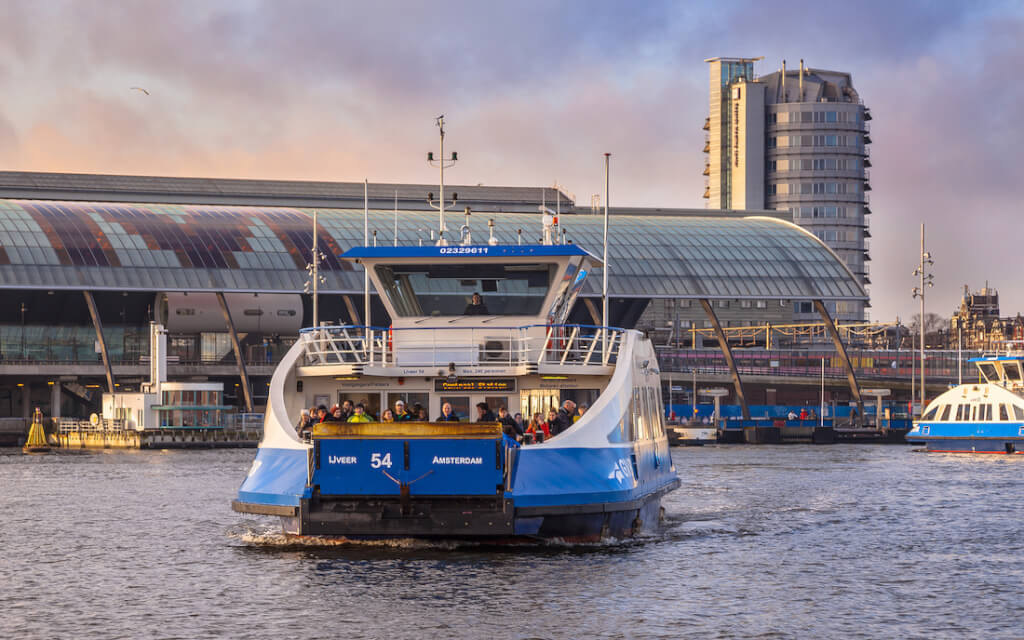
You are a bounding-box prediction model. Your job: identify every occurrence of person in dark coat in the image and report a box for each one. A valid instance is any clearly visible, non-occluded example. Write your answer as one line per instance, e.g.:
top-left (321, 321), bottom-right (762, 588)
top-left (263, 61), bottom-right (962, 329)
top-left (497, 406), bottom-right (523, 437)
top-left (550, 400), bottom-right (576, 436)
top-left (475, 402), bottom-right (496, 422)
top-left (463, 293), bottom-right (489, 315)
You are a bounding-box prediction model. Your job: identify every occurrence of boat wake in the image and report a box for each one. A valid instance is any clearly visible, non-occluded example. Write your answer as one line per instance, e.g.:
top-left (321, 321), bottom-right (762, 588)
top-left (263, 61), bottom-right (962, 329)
top-left (227, 520), bottom-right (660, 551)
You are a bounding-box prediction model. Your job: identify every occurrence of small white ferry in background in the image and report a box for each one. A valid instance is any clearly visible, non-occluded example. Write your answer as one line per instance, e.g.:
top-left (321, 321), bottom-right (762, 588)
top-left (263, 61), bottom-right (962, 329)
top-left (233, 232), bottom-right (680, 539)
top-left (908, 345), bottom-right (1024, 454)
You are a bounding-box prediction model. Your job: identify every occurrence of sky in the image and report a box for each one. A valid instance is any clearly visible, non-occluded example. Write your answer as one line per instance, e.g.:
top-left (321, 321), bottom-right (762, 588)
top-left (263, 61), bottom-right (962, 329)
top-left (0, 0), bottom-right (1021, 323)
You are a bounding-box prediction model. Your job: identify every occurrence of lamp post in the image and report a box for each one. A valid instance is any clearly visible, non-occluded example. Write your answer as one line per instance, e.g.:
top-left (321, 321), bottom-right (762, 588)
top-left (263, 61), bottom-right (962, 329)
top-left (426, 116), bottom-right (458, 245)
top-left (303, 211), bottom-right (326, 328)
top-left (20, 302), bottom-right (27, 359)
top-left (911, 223), bottom-right (934, 413)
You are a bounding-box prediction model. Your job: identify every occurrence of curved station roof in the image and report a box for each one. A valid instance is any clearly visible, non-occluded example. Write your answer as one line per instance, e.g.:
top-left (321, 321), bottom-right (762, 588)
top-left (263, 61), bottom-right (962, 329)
top-left (0, 199), bottom-right (866, 301)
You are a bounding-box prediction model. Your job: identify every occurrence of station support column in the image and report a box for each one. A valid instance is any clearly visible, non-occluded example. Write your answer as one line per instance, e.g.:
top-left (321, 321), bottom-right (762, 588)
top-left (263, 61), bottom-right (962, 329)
top-left (83, 291), bottom-right (115, 393)
top-left (216, 292), bottom-right (254, 413)
top-left (813, 299), bottom-right (864, 425)
top-left (50, 382), bottom-right (61, 420)
top-left (700, 299), bottom-right (750, 420)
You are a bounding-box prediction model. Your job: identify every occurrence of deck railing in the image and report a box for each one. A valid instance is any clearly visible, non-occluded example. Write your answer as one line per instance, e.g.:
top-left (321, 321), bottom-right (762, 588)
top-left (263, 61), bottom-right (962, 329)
top-left (299, 324), bottom-right (625, 369)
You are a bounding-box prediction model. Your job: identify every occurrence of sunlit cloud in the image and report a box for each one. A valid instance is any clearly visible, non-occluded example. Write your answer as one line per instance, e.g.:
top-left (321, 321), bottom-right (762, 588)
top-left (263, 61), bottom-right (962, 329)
top-left (0, 0), bottom-right (1021, 322)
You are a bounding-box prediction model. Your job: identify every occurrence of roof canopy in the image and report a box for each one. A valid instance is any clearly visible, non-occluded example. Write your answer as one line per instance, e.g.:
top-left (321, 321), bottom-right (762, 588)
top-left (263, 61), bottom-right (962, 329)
top-left (0, 199), bottom-right (866, 301)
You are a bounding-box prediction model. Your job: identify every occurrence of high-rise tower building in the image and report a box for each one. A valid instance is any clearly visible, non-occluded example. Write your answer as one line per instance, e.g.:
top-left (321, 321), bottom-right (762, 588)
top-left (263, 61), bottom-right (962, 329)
top-left (704, 57), bottom-right (871, 322)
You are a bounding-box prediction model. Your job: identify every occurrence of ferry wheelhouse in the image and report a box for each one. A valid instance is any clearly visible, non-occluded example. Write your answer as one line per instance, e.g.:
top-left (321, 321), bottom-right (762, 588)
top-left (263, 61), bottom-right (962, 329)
top-left (233, 243), bottom-right (680, 539)
top-left (908, 350), bottom-right (1024, 454)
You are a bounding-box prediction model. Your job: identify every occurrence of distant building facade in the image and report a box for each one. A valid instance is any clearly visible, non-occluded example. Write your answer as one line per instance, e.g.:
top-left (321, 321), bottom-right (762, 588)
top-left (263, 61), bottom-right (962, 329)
top-left (703, 57), bottom-right (871, 323)
top-left (950, 284), bottom-right (1024, 351)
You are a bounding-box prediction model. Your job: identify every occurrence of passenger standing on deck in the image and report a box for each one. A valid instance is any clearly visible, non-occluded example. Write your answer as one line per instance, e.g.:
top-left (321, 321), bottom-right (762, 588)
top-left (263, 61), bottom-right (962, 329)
top-left (393, 400), bottom-right (411, 421)
top-left (463, 292), bottom-right (489, 315)
top-left (330, 405), bottom-right (344, 422)
top-left (475, 402), bottom-right (496, 422)
top-left (501, 424), bottom-right (521, 449)
top-left (340, 400), bottom-right (354, 421)
top-left (541, 409), bottom-right (558, 436)
top-left (296, 409), bottom-right (313, 437)
top-left (575, 403), bottom-right (588, 422)
top-left (497, 406), bottom-right (522, 437)
top-left (347, 403), bottom-right (371, 423)
top-left (551, 400), bottom-right (576, 435)
top-left (526, 412), bottom-right (549, 442)
top-left (316, 405), bottom-right (329, 423)
top-left (381, 409), bottom-right (395, 423)
top-left (411, 403), bottom-right (427, 421)
top-left (799, 408), bottom-right (808, 423)
top-left (436, 402), bottom-right (459, 422)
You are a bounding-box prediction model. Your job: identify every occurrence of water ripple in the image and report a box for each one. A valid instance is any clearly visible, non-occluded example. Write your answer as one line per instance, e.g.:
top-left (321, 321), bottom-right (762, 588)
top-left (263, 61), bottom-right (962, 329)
top-left (1, 445), bottom-right (1022, 639)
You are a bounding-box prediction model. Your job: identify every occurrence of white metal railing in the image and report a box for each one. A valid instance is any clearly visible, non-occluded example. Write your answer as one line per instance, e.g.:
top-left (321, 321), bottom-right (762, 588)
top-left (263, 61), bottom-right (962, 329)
top-left (223, 413), bottom-right (265, 432)
top-left (299, 324), bottom-right (625, 369)
top-left (59, 417), bottom-right (125, 433)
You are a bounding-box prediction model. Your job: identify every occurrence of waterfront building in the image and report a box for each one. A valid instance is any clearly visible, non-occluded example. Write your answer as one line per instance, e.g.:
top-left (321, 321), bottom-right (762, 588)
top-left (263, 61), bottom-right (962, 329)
top-left (0, 171), bottom-right (865, 422)
top-left (950, 284), bottom-right (1024, 351)
top-left (704, 57), bottom-right (872, 323)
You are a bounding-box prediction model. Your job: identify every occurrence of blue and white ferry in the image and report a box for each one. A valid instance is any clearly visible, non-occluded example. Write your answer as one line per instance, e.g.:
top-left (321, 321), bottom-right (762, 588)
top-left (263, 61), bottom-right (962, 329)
top-left (907, 349), bottom-right (1024, 454)
top-left (233, 241), bottom-right (680, 540)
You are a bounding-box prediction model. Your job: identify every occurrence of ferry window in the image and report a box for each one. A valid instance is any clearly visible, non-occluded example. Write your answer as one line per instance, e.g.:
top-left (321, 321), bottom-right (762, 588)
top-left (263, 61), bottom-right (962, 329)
top-left (978, 363), bottom-right (998, 381)
top-left (375, 263), bottom-right (556, 317)
top-left (982, 404), bottom-right (993, 421)
top-left (633, 388), bottom-right (648, 440)
top-left (999, 404), bottom-right (1010, 421)
top-left (958, 404), bottom-right (971, 421)
top-left (939, 405), bottom-right (952, 421)
top-left (1003, 362), bottom-right (1022, 382)
top-left (922, 406), bottom-right (938, 421)
top-left (1015, 405), bottom-right (1024, 420)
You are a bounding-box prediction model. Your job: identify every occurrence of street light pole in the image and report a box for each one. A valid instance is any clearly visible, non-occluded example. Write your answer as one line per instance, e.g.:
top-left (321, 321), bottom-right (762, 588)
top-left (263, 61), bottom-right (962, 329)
top-left (427, 116), bottom-right (458, 245)
top-left (911, 223), bottom-right (934, 413)
top-left (602, 153), bottom-right (610, 359)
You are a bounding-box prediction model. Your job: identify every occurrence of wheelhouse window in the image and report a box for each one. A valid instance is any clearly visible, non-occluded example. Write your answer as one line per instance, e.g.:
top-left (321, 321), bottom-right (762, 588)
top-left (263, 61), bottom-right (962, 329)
top-left (999, 404), bottom-right (1010, 421)
top-left (1002, 361), bottom-right (1022, 382)
top-left (375, 263), bottom-right (556, 317)
top-left (978, 362), bottom-right (999, 382)
top-left (922, 405), bottom-right (939, 421)
top-left (939, 405), bottom-right (952, 421)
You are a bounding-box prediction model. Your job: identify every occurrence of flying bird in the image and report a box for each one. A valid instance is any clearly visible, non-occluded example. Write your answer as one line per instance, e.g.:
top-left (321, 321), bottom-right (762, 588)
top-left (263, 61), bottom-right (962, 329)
top-left (130, 87), bottom-right (150, 96)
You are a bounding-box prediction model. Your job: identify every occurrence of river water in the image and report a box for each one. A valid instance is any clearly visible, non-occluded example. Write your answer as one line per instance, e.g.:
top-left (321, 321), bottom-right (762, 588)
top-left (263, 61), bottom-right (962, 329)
top-left (1, 444), bottom-right (1021, 639)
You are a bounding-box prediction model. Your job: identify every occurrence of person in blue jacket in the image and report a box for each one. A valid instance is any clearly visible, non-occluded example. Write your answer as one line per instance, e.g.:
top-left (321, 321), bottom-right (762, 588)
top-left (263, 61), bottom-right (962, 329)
top-left (435, 402), bottom-right (460, 422)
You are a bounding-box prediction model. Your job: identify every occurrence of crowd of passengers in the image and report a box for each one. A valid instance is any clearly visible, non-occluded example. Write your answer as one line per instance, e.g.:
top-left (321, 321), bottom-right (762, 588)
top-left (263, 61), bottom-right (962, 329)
top-left (296, 398), bottom-right (589, 445)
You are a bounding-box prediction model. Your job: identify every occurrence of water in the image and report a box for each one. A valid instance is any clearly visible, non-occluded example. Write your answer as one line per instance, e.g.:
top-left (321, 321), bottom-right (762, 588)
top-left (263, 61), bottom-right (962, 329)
top-left (1, 445), bottom-right (1021, 639)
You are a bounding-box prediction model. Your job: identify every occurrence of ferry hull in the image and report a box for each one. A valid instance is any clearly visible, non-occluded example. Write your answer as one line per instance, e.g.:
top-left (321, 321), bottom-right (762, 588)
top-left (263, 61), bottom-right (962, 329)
top-left (267, 481), bottom-right (678, 541)
top-left (911, 437), bottom-right (1024, 454)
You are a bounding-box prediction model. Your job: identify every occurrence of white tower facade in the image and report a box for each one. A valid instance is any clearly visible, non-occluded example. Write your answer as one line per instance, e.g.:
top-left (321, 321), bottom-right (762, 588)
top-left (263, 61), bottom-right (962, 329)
top-left (704, 57), bottom-right (872, 322)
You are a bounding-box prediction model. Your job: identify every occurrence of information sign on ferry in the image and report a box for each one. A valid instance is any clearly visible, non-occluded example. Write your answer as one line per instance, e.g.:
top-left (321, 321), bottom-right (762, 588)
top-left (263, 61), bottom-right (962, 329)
top-left (434, 378), bottom-right (517, 392)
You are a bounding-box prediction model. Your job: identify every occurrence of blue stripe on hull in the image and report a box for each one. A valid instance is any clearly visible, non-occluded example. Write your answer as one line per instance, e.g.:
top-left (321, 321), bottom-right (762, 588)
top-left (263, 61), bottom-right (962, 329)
top-left (237, 447), bottom-right (310, 507)
top-left (912, 421), bottom-right (1024, 439)
top-left (918, 438), bottom-right (1023, 453)
top-left (510, 442), bottom-right (677, 508)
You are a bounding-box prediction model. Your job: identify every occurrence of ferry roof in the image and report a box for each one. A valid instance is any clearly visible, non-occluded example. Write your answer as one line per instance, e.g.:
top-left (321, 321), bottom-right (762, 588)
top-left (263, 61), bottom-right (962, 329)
top-left (967, 355), bottom-right (1024, 362)
top-left (341, 244), bottom-right (599, 263)
top-left (0, 199), bottom-right (866, 301)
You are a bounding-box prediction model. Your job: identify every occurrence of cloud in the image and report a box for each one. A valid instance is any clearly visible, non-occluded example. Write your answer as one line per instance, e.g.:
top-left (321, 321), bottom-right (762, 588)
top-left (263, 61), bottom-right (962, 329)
top-left (0, 1), bottom-right (1022, 321)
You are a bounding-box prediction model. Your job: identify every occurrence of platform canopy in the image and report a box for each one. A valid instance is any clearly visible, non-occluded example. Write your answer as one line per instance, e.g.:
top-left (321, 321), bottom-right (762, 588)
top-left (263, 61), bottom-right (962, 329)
top-left (0, 199), bottom-right (866, 301)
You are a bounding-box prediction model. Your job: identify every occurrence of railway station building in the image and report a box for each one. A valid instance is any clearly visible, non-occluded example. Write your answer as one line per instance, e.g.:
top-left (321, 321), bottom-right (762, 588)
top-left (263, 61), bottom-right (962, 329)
top-left (0, 171), bottom-right (867, 421)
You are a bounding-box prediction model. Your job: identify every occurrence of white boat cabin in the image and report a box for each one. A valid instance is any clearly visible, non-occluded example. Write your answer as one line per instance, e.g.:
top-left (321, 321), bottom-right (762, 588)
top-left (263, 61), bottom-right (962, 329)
top-left (292, 245), bottom-right (624, 423)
